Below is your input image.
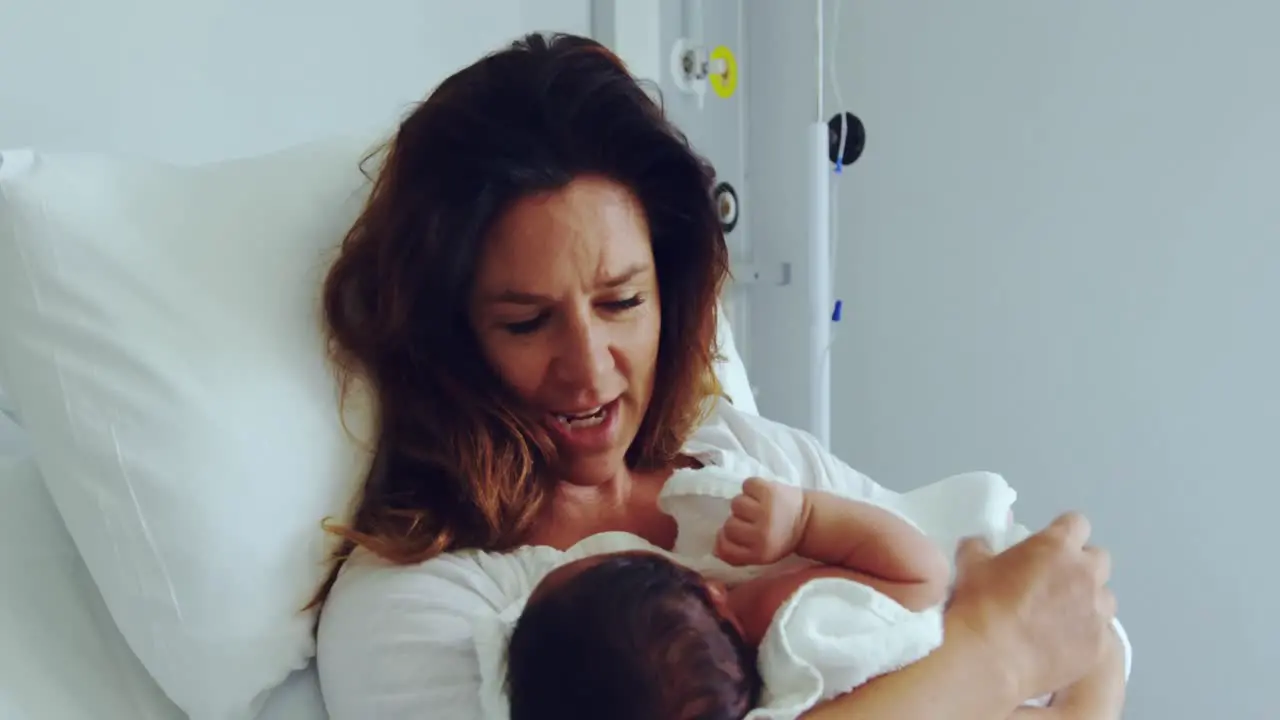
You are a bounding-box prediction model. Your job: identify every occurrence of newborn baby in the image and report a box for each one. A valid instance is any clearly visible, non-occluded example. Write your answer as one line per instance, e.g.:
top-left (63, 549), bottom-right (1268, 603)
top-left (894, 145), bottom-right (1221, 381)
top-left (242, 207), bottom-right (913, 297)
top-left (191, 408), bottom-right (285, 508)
top-left (504, 477), bottom-right (952, 720)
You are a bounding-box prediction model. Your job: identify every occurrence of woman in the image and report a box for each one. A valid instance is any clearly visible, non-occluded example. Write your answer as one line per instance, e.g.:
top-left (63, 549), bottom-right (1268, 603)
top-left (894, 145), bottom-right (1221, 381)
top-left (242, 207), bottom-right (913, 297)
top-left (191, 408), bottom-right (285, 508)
top-left (313, 33), bottom-right (1126, 719)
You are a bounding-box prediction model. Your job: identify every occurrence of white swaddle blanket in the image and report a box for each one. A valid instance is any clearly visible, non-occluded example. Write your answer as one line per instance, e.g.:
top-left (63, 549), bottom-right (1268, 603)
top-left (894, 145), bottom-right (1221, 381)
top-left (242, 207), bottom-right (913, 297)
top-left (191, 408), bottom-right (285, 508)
top-left (657, 467), bottom-right (1033, 718)
top-left (472, 468), bottom-right (1129, 718)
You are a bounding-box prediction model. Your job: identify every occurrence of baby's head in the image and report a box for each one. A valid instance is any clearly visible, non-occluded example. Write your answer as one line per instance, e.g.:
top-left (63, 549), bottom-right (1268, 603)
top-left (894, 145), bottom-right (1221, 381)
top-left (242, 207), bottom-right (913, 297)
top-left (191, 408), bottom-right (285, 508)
top-left (506, 551), bottom-right (761, 720)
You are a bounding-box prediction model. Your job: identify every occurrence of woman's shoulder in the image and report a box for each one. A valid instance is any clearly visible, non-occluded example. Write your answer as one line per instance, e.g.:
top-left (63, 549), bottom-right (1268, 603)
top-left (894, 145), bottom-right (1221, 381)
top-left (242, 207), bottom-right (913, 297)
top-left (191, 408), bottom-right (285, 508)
top-left (687, 398), bottom-right (842, 485)
top-left (321, 547), bottom-right (534, 620)
top-left (686, 397), bottom-right (820, 476)
top-left (316, 535), bottom-right (661, 719)
top-left (686, 396), bottom-right (892, 500)
top-left (314, 547), bottom-right (549, 720)
top-left (319, 531), bottom-right (661, 623)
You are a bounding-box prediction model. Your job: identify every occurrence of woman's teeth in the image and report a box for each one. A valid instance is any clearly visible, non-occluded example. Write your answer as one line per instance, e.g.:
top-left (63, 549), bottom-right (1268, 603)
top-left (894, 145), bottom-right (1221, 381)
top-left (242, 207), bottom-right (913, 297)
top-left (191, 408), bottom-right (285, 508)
top-left (554, 406), bottom-right (608, 428)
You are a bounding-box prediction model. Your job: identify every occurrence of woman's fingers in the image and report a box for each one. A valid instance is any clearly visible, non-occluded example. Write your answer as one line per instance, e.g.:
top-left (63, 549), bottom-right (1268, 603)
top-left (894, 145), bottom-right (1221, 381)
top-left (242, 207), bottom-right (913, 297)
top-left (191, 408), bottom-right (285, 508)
top-left (955, 535), bottom-right (994, 574)
top-left (1098, 585), bottom-right (1118, 623)
top-left (945, 511), bottom-right (1121, 700)
top-left (1044, 511), bottom-right (1092, 549)
top-left (1083, 545), bottom-right (1112, 584)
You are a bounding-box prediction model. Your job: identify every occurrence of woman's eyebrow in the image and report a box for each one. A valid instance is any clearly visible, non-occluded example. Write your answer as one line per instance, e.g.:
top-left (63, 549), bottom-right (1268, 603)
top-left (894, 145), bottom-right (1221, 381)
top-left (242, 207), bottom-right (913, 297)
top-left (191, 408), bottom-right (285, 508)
top-left (601, 263), bottom-right (651, 288)
top-left (485, 264), bottom-right (652, 305)
top-left (489, 289), bottom-right (551, 305)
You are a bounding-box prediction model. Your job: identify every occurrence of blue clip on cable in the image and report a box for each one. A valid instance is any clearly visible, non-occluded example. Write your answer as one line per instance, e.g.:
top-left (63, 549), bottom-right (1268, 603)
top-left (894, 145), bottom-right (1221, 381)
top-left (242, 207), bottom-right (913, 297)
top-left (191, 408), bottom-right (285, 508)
top-left (831, 299), bottom-right (843, 322)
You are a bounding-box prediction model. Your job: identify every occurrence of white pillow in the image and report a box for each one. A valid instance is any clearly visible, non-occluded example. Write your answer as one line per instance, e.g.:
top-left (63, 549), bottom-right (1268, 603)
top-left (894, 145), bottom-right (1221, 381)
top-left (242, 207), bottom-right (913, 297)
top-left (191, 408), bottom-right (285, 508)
top-left (0, 139), bottom-right (375, 720)
top-left (0, 138), bottom-right (755, 720)
top-left (715, 310), bottom-right (757, 415)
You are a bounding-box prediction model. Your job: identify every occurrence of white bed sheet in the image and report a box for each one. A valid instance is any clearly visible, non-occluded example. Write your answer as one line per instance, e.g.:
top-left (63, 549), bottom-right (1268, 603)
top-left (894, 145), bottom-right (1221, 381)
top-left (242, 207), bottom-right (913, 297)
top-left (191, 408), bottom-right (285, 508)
top-left (0, 418), bottom-right (329, 720)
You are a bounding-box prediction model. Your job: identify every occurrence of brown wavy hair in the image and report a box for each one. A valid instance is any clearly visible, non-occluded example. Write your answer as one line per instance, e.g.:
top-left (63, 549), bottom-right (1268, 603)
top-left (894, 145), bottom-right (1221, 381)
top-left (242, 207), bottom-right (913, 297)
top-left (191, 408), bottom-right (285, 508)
top-left (308, 33), bottom-right (729, 614)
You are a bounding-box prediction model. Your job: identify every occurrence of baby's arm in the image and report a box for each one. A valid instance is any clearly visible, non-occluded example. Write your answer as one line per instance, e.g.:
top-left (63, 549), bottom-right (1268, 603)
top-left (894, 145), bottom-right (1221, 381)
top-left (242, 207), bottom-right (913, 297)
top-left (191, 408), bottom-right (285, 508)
top-left (717, 479), bottom-right (950, 611)
top-left (795, 488), bottom-right (949, 586)
top-left (792, 487), bottom-right (950, 609)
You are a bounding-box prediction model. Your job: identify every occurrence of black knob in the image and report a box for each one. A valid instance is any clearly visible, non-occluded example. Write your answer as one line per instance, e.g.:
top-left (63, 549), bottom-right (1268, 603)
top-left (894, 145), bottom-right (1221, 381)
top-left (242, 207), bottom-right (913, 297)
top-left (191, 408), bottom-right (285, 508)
top-left (827, 112), bottom-right (866, 167)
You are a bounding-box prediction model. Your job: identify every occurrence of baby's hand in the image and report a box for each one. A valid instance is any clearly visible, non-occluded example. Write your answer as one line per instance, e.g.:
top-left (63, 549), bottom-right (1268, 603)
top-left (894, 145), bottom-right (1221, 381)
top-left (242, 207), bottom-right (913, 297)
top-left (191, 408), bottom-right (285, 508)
top-left (715, 477), bottom-right (808, 566)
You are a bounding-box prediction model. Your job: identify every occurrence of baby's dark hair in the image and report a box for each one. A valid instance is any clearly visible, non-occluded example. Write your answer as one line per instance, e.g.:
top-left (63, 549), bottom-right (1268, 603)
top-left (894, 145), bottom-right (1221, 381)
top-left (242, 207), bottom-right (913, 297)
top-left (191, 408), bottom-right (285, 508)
top-left (506, 553), bottom-right (761, 720)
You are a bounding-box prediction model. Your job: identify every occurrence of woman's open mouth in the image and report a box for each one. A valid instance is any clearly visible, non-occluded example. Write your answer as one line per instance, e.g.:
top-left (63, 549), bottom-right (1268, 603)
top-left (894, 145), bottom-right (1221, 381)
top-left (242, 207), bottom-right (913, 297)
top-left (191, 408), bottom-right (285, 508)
top-left (545, 398), bottom-right (622, 452)
top-left (552, 404), bottom-right (609, 428)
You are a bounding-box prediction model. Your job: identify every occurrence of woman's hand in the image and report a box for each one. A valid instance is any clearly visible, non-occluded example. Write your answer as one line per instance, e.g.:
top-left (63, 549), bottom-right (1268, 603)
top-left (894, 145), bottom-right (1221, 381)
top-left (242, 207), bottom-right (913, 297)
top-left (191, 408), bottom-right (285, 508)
top-left (1031, 623), bottom-right (1127, 720)
top-left (948, 512), bottom-right (1117, 704)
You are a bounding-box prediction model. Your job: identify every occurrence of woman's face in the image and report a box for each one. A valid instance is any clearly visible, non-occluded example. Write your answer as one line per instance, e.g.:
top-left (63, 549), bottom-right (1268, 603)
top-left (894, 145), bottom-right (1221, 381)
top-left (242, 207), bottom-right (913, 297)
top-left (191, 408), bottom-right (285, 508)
top-left (470, 176), bottom-right (661, 486)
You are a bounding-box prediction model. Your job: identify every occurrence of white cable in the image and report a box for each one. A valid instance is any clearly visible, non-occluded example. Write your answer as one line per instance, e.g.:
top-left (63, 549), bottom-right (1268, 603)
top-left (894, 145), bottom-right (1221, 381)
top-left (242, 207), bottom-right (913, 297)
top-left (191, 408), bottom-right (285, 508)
top-left (685, 0), bottom-right (704, 43)
top-left (832, 0), bottom-right (848, 178)
top-left (731, 0), bottom-right (752, 372)
top-left (823, 0), bottom-right (845, 363)
top-left (809, 0), bottom-right (833, 447)
top-left (830, 0), bottom-right (844, 273)
top-left (831, 0), bottom-right (847, 112)
top-left (816, 0), bottom-right (824, 121)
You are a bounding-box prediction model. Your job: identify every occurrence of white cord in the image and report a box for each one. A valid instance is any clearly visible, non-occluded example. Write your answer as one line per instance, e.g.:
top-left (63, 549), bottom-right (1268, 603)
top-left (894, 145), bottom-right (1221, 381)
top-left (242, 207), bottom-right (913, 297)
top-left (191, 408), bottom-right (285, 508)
top-left (816, 0), bottom-right (825, 121)
top-left (830, 0), bottom-right (844, 272)
top-left (685, 0), bottom-right (705, 44)
top-left (823, 0), bottom-right (845, 362)
top-left (831, 0), bottom-right (847, 113)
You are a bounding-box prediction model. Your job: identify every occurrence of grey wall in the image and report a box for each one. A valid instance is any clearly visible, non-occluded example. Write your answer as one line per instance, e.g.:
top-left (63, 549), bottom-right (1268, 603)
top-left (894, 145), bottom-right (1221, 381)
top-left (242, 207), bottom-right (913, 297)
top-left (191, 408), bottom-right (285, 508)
top-left (749, 1), bottom-right (1277, 718)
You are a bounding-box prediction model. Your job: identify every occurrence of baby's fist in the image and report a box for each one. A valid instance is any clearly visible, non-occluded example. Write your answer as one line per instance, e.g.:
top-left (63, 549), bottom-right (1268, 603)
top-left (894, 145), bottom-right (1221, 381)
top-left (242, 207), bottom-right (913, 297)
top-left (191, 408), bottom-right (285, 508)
top-left (715, 477), bottom-right (807, 567)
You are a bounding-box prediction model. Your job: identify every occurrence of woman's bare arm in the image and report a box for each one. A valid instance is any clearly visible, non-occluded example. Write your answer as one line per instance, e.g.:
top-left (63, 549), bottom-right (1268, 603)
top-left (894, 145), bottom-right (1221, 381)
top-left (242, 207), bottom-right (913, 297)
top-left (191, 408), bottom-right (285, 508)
top-left (800, 614), bottom-right (1021, 720)
top-left (1005, 629), bottom-right (1127, 720)
top-left (798, 513), bottom-right (1122, 720)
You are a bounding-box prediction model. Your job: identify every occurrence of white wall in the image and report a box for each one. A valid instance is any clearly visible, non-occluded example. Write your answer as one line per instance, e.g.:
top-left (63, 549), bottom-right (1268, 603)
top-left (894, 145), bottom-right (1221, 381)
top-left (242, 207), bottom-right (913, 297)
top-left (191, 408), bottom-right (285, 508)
top-left (0, 0), bottom-right (595, 450)
top-left (593, 0), bottom-right (752, 367)
top-left (0, 0), bottom-right (749, 337)
top-left (658, 1), bottom-right (753, 366)
top-left (742, 3), bottom-right (822, 431)
top-left (0, 0), bottom-right (587, 163)
top-left (751, 1), bottom-right (1278, 718)
top-left (0, 0), bottom-right (756, 466)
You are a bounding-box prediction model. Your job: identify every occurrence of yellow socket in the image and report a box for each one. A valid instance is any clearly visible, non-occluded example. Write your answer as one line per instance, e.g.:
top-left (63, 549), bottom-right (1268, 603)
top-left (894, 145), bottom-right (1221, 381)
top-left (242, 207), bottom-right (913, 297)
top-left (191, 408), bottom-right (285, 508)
top-left (709, 45), bottom-right (738, 99)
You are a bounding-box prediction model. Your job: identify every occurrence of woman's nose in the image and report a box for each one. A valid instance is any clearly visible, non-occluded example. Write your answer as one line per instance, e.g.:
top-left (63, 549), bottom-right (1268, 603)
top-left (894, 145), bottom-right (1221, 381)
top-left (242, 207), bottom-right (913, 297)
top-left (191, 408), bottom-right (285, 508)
top-left (553, 314), bottom-right (612, 393)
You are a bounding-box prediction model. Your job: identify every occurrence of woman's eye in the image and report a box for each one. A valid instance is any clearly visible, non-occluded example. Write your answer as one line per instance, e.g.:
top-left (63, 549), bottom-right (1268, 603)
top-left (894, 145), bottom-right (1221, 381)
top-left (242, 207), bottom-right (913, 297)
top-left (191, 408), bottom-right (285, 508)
top-left (604, 295), bottom-right (644, 311)
top-left (501, 297), bottom-right (640, 335)
top-left (503, 315), bottom-right (547, 335)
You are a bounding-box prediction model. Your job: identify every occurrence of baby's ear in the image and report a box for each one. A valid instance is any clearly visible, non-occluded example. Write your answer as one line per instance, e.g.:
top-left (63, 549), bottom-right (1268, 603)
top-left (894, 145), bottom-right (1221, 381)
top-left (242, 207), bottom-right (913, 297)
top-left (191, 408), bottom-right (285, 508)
top-left (705, 579), bottom-right (731, 607)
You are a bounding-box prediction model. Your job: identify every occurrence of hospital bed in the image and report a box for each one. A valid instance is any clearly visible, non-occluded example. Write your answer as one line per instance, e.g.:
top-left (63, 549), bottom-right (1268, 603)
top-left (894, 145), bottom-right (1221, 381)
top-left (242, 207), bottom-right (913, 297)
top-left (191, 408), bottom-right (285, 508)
top-left (0, 138), bottom-right (759, 720)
